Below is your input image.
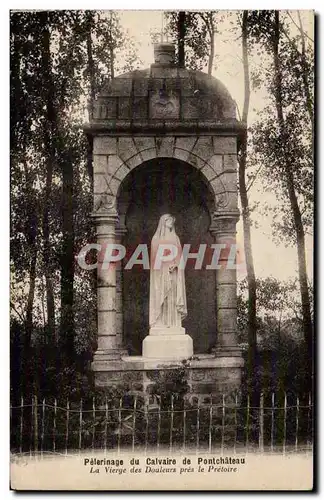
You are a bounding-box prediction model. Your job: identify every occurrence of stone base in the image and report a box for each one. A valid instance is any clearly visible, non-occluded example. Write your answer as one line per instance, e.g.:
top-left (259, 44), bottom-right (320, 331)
top-left (142, 332), bottom-right (193, 359)
top-left (92, 352), bottom-right (244, 403)
top-left (92, 348), bottom-right (129, 363)
top-left (149, 326), bottom-right (186, 336)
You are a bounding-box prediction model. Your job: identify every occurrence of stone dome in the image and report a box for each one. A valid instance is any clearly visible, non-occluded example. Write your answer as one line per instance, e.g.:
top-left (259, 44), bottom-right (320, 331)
top-left (89, 43), bottom-right (238, 130)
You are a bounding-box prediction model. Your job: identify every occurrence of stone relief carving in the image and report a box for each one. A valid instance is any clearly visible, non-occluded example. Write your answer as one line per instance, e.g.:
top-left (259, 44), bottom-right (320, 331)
top-left (215, 192), bottom-right (229, 210)
top-left (150, 92), bottom-right (180, 119)
top-left (94, 193), bottom-right (117, 214)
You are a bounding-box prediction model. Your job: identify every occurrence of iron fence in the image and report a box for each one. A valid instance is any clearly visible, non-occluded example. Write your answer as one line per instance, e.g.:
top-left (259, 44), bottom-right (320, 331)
top-left (10, 392), bottom-right (313, 456)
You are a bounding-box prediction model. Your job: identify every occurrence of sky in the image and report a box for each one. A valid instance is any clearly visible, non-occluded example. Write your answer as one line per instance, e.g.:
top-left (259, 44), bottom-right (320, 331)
top-left (117, 10), bottom-right (314, 282)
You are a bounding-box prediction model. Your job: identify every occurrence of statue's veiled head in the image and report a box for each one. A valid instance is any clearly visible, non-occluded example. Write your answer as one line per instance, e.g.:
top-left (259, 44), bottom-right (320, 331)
top-left (153, 214), bottom-right (176, 239)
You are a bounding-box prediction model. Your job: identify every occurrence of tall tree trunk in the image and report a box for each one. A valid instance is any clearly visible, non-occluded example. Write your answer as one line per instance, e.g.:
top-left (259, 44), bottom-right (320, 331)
top-left (297, 11), bottom-right (314, 136)
top-left (41, 13), bottom-right (56, 344)
top-left (238, 11), bottom-right (257, 396)
top-left (60, 154), bottom-right (74, 360)
top-left (10, 28), bottom-right (22, 157)
top-left (205, 15), bottom-right (215, 76)
top-left (25, 210), bottom-right (38, 351)
top-left (109, 11), bottom-right (115, 79)
top-left (177, 11), bottom-right (186, 67)
top-left (272, 12), bottom-right (313, 379)
top-left (208, 28), bottom-right (215, 76)
top-left (86, 12), bottom-right (96, 119)
top-left (85, 12), bottom-right (97, 333)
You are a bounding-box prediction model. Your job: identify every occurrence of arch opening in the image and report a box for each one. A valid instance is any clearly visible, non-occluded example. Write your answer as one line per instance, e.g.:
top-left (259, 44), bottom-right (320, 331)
top-left (117, 158), bottom-right (217, 355)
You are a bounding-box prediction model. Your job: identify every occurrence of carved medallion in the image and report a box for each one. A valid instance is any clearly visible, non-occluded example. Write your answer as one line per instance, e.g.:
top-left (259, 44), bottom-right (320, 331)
top-left (150, 92), bottom-right (179, 119)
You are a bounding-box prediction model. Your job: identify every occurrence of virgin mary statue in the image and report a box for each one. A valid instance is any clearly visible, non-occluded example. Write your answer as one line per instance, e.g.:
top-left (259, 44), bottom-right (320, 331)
top-left (149, 214), bottom-right (187, 330)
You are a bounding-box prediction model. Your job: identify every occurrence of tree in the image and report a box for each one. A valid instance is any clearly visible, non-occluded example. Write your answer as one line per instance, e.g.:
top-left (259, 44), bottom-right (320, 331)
top-left (237, 11), bottom-right (257, 396)
top-left (10, 9), bottom-right (140, 395)
top-left (177, 11), bottom-right (186, 67)
top-left (166, 11), bottom-right (220, 73)
top-left (248, 11), bottom-right (314, 382)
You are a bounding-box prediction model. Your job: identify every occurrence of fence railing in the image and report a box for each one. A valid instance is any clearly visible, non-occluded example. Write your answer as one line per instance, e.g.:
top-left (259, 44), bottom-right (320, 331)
top-left (10, 392), bottom-right (313, 456)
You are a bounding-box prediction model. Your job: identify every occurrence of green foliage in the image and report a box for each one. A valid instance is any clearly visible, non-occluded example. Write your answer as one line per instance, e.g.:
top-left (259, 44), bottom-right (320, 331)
top-left (247, 11), bottom-right (313, 245)
top-left (165, 11), bottom-right (222, 72)
top-left (10, 11), bottom-right (140, 367)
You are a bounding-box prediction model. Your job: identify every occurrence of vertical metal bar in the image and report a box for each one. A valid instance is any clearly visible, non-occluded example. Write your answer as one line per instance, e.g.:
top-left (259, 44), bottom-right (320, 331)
top-left (10, 401), bottom-right (12, 452)
top-left (157, 397), bottom-right (161, 454)
top-left (34, 395), bottom-right (38, 455)
top-left (221, 394), bottom-right (225, 455)
top-left (19, 396), bottom-right (23, 456)
top-left (78, 399), bottom-right (83, 455)
top-left (271, 392), bottom-right (275, 453)
top-left (104, 397), bottom-right (108, 453)
top-left (30, 396), bottom-right (34, 457)
top-left (259, 393), bottom-right (264, 454)
top-left (295, 396), bottom-right (299, 453)
top-left (53, 399), bottom-right (57, 454)
top-left (169, 395), bottom-right (174, 453)
top-left (117, 397), bottom-right (122, 454)
top-left (234, 393), bottom-right (238, 455)
top-left (283, 392), bottom-right (287, 455)
top-left (307, 392), bottom-right (312, 454)
top-left (41, 398), bottom-right (45, 458)
top-left (65, 399), bottom-right (70, 457)
top-left (245, 393), bottom-right (250, 454)
top-left (144, 402), bottom-right (149, 455)
top-left (208, 398), bottom-right (213, 454)
top-left (92, 397), bottom-right (96, 451)
top-left (183, 405), bottom-right (186, 452)
top-left (132, 396), bottom-right (137, 453)
top-left (196, 399), bottom-right (200, 454)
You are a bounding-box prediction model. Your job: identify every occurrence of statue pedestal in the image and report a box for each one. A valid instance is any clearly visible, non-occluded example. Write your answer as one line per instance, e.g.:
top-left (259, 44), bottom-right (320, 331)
top-left (142, 327), bottom-right (193, 359)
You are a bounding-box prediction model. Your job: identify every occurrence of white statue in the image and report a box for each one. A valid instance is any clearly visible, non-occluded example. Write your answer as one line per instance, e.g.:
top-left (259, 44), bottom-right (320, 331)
top-left (149, 214), bottom-right (187, 329)
top-left (143, 213), bottom-right (193, 359)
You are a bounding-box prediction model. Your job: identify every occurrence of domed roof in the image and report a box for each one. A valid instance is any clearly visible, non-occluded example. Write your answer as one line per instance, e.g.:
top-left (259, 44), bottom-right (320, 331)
top-left (88, 43), bottom-right (239, 131)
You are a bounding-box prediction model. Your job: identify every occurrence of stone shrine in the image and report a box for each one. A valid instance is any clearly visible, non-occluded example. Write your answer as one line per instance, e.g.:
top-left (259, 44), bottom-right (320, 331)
top-left (83, 43), bottom-right (245, 401)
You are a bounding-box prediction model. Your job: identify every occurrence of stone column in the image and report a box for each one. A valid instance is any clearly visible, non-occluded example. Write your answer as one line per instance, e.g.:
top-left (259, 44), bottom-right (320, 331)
top-left (92, 210), bottom-right (127, 363)
top-left (115, 221), bottom-right (127, 351)
top-left (210, 210), bottom-right (241, 357)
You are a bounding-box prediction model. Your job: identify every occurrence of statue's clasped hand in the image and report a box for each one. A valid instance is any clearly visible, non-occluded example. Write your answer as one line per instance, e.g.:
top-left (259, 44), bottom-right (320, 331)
top-left (169, 264), bottom-right (177, 273)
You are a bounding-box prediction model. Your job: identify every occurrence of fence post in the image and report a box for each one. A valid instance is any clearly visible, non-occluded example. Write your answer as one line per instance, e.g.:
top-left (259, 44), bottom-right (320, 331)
top-left (104, 397), bottom-right (108, 453)
top-left (132, 395), bottom-right (137, 452)
top-left (53, 398), bottom-right (57, 454)
top-left (65, 399), bottom-right (70, 457)
top-left (157, 396), bottom-right (161, 455)
top-left (283, 392), bottom-right (287, 456)
top-left (169, 395), bottom-right (174, 453)
top-left (92, 397), bottom-right (96, 450)
top-left (19, 396), bottom-right (23, 456)
top-left (183, 402), bottom-right (186, 453)
top-left (307, 392), bottom-right (312, 455)
top-left (117, 397), bottom-right (122, 455)
top-left (34, 395), bottom-right (38, 455)
top-left (208, 397), bottom-right (213, 454)
top-left (30, 396), bottom-right (34, 457)
top-left (78, 398), bottom-right (83, 455)
top-left (295, 395), bottom-right (299, 453)
top-left (259, 393), bottom-right (264, 454)
top-left (196, 399), bottom-right (200, 455)
top-left (221, 394), bottom-right (225, 455)
top-left (234, 393), bottom-right (238, 454)
top-left (145, 400), bottom-right (149, 455)
top-left (271, 392), bottom-right (275, 453)
top-left (41, 398), bottom-right (45, 458)
top-left (245, 393), bottom-right (250, 455)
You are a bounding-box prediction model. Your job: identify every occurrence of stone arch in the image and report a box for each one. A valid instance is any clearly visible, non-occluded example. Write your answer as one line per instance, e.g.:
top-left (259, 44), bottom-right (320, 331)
top-left (92, 135), bottom-right (238, 216)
